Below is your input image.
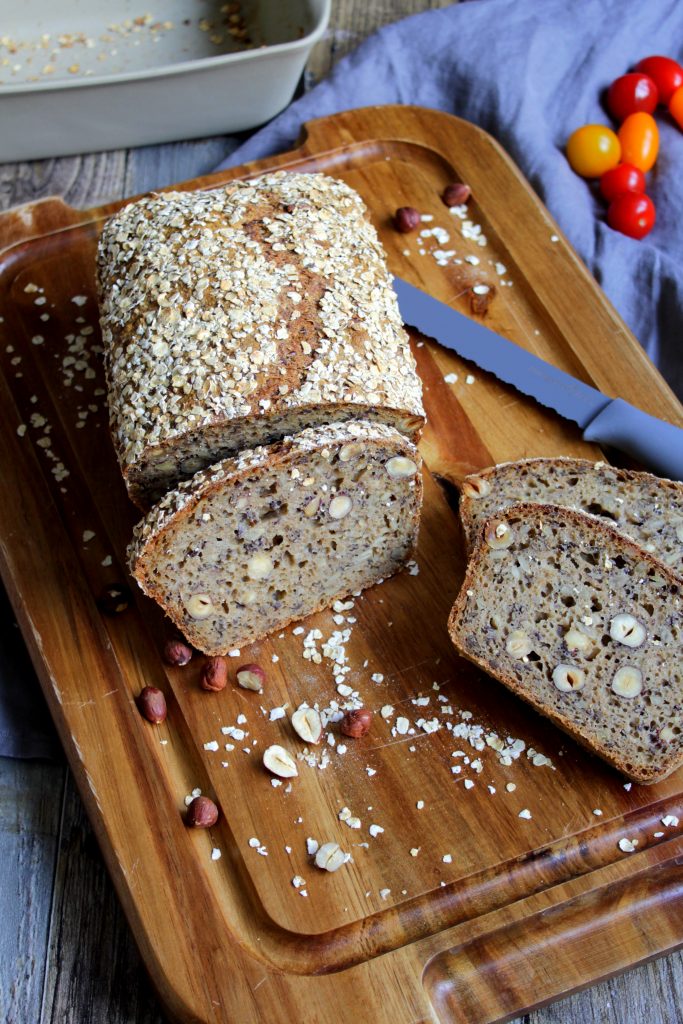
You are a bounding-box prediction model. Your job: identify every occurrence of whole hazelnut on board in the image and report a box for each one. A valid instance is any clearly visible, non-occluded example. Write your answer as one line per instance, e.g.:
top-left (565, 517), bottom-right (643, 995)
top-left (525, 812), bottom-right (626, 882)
top-left (163, 639), bottom-right (193, 666)
top-left (340, 708), bottom-right (373, 738)
top-left (200, 657), bottom-right (228, 692)
top-left (98, 583), bottom-right (131, 615)
top-left (442, 182), bottom-right (471, 207)
top-left (137, 686), bottom-right (167, 724)
top-left (186, 796), bottom-right (219, 829)
top-left (394, 206), bottom-right (421, 233)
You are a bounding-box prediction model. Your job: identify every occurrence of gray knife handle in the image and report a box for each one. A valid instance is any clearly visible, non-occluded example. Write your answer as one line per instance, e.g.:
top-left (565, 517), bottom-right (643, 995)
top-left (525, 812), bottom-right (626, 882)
top-left (583, 398), bottom-right (683, 481)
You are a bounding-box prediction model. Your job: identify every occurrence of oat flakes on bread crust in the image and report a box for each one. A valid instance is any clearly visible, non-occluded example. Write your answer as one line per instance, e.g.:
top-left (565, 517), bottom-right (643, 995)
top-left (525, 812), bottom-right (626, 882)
top-left (449, 502), bottom-right (683, 784)
top-left (98, 171), bottom-right (425, 507)
top-left (459, 457), bottom-right (683, 576)
top-left (129, 420), bottom-right (423, 656)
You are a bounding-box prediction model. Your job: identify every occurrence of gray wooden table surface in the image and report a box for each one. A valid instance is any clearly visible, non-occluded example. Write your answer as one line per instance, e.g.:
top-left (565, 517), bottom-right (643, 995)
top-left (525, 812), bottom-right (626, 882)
top-left (1, 2), bottom-right (682, 1022)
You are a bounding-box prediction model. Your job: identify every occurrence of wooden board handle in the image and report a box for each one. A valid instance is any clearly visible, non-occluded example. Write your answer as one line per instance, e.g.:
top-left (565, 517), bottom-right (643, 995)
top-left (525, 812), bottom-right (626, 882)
top-left (422, 853), bottom-right (683, 1024)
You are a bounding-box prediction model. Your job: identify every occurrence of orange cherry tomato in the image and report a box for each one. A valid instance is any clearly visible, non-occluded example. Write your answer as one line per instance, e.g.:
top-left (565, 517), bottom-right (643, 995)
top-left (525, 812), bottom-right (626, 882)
top-left (618, 112), bottom-right (659, 172)
top-left (566, 124), bottom-right (621, 178)
top-left (669, 84), bottom-right (683, 130)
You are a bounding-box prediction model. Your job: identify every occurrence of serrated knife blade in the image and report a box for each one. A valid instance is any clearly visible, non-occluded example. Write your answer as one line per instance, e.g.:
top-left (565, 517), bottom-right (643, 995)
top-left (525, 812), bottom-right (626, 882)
top-left (393, 276), bottom-right (683, 481)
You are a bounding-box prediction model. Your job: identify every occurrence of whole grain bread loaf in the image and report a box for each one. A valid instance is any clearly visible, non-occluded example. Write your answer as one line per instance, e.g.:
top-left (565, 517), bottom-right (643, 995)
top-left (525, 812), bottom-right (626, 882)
top-left (449, 502), bottom-right (683, 784)
top-left (128, 420), bottom-right (422, 656)
top-left (98, 171), bottom-right (425, 507)
top-left (459, 458), bottom-right (683, 575)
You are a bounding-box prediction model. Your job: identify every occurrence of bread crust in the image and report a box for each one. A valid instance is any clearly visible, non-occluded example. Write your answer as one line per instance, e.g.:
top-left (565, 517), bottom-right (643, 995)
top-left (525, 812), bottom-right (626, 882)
top-left (449, 501), bottom-right (683, 784)
top-left (97, 172), bottom-right (425, 507)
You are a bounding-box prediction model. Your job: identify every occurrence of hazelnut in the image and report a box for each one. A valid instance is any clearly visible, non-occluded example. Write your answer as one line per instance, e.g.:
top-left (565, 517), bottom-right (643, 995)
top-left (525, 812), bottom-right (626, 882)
top-left (564, 626), bottom-right (591, 652)
top-left (98, 583), bottom-right (131, 615)
top-left (236, 663), bottom-right (265, 692)
top-left (163, 639), bottom-right (193, 666)
top-left (609, 614), bottom-right (646, 648)
top-left (329, 495), bottom-right (352, 520)
top-left (137, 686), bottom-right (167, 724)
top-left (660, 725), bottom-right (677, 743)
top-left (505, 630), bottom-right (532, 659)
top-left (611, 666), bottom-right (643, 699)
top-left (247, 552), bottom-right (273, 580)
top-left (338, 442), bottom-right (362, 462)
top-left (314, 841), bottom-right (347, 872)
top-left (552, 664), bottom-right (585, 692)
top-left (200, 657), bottom-right (228, 692)
top-left (340, 708), bottom-right (373, 738)
top-left (442, 182), bottom-right (471, 207)
top-left (386, 456), bottom-right (418, 478)
top-left (303, 495), bottom-right (320, 518)
top-left (485, 519), bottom-right (514, 550)
top-left (461, 475), bottom-right (491, 499)
top-left (263, 744), bottom-right (298, 778)
top-left (291, 705), bottom-right (323, 744)
top-left (186, 593), bottom-right (214, 619)
top-left (394, 206), bottom-right (421, 233)
top-left (186, 795), bottom-right (219, 828)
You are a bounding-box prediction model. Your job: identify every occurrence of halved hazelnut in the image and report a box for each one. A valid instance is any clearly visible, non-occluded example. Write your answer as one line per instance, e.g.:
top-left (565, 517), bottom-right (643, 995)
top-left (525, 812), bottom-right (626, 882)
top-left (186, 593), bottom-right (214, 619)
top-left (314, 841), bottom-right (347, 872)
top-left (552, 663), bottom-right (585, 692)
top-left (505, 630), bottom-right (532, 659)
top-left (660, 725), bottom-right (677, 743)
top-left (247, 552), bottom-right (273, 580)
top-left (303, 495), bottom-right (320, 518)
top-left (485, 520), bottom-right (514, 550)
top-left (609, 614), bottom-right (646, 648)
top-left (461, 475), bottom-right (491, 499)
top-left (611, 666), bottom-right (643, 698)
top-left (291, 705), bottom-right (323, 744)
top-left (338, 442), bottom-right (362, 462)
top-left (263, 744), bottom-right (298, 778)
top-left (386, 456), bottom-right (418, 478)
top-left (236, 663), bottom-right (265, 692)
top-left (564, 626), bottom-right (591, 652)
top-left (329, 495), bottom-right (352, 520)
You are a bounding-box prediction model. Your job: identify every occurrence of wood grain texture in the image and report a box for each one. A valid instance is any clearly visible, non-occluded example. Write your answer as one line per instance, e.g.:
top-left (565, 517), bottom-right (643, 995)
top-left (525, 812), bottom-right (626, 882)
top-left (1, 4), bottom-right (683, 1023)
top-left (1, 105), bottom-right (683, 1024)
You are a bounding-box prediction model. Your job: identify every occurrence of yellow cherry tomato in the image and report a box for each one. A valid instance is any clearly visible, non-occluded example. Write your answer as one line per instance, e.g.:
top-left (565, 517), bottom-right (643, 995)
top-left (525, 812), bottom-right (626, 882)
top-left (669, 84), bottom-right (683, 130)
top-left (618, 112), bottom-right (659, 172)
top-left (566, 124), bottom-right (621, 178)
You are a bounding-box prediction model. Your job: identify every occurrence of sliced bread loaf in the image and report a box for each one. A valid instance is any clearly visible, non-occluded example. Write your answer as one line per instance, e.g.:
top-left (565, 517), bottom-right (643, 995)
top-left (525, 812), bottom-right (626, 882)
top-left (98, 171), bottom-right (424, 507)
top-left (448, 502), bottom-right (683, 783)
top-left (459, 458), bottom-right (683, 575)
top-left (128, 421), bottom-right (422, 655)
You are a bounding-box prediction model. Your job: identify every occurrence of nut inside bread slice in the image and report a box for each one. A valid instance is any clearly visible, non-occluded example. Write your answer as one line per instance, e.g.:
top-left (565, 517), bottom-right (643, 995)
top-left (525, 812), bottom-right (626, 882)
top-left (459, 457), bottom-right (683, 576)
top-left (448, 502), bottom-right (683, 784)
top-left (129, 421), bottom-right (422, 655)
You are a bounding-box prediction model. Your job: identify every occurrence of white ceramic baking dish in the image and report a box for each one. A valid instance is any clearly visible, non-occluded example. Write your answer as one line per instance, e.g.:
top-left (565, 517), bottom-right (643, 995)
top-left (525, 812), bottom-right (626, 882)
top-left (0, 0), bottom-right (330, 162)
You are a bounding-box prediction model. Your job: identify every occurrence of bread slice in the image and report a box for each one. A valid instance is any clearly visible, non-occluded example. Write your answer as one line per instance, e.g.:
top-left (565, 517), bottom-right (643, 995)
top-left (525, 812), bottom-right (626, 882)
top-left (459, 458), bottom-right (683, 576)
top-left (448, 502), bottom-right (683, 783)
top-left (98, 171), bottom-right (424, 507)
top-left (128, 421), bottom-right (422, 655)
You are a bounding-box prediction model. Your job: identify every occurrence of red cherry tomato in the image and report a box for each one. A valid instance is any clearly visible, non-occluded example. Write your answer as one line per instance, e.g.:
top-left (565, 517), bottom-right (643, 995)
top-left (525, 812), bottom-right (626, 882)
top-left (634, 55), bottom-right (683, 105)
top-left (669, 84), bottom-right (683, 130)
top-left (607, 73), bottom-right (658, 121)
top-left (618, 112), bottom-right (659, 172)
top-left (566, 124), bottom-right (621, 178)
top-left (599, 163), bottom-right (646, 202)
top-left (607, 192), bottom-right (656, 239)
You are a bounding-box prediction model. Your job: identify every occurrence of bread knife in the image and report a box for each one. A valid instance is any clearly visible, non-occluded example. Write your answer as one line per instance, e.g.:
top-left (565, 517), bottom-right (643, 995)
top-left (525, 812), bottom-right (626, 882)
top-left (393, 277), bottom-right (683, 482)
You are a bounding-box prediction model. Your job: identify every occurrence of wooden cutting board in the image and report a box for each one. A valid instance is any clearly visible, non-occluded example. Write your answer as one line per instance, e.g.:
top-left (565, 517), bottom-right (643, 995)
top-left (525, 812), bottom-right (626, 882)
top-left (1, 106), bottom-right (682, 1024)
